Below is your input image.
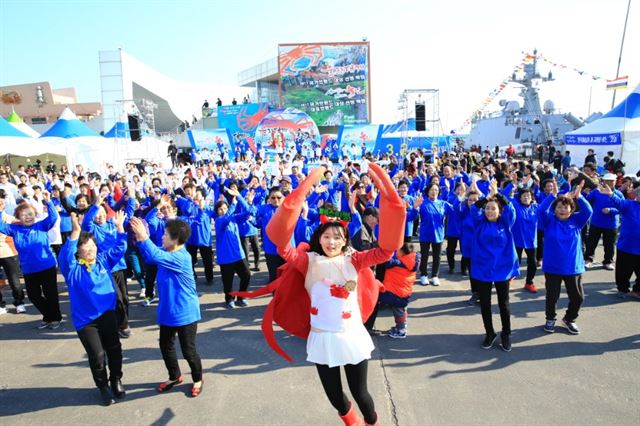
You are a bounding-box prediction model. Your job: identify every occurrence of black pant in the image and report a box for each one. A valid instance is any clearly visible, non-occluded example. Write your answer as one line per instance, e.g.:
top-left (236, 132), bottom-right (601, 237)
top-left (477, 280), bottom-right (510, 335)
top-left (544, 273), bottom-right (583, 321)
top-left (24, 267), bottom-right (61, 322)
top-left (315, 360), bottom-right (376, 424)
top-left (462, 257), bottom-right (479, 294)
top-left (446, 237), bottom-right (459, 272)
top-left (186, 245), bottom-right (214, 282)
top-left (76, 310), bottom-right (122, 388)
top-left (240, 235), bottom-right (260, 268)
top-left (516, 247), bottom-right (537, 284)
top-left (265, 253), bottom-right (285, 283)
top-left (584, 226), bottom-right (617, 265)
top-left (220, 259), bottom-right (251, 302)
top-left (159, 322), bottom-right (202, 382)
top-left (0, 256), bottom-right (24, 306)
top-left (144, 263), bottom-right (158, 299)
top-left (111, 270), bottom-right (129, 330)
top-left (419, 241), bottom-right (442, 278)
top-left (615, 250), bottom-right (640, 293)
top-left (536, 230), bottom-right (544, 262)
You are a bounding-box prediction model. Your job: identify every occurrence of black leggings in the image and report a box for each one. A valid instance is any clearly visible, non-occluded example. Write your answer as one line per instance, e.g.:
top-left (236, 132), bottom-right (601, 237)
top-left (159, 321), bottom-right (203, 382)
top-left (477, 280), bottom-right (511, 335)
top-left (76, 309), bottom-right (122, 388)
top-left (516, 247), bottom-right (537, 284)
top-left (186, 245), bottom-right (214, 282)
top-left (240, 235), bottom-right (261, 268)
top-left (446, 237), bottom-right (459, 271)
top-left (144, 263), bottom-right (158, 299)
top-left (265, 254), bottom-right (285, 283)
top-left (419, 241), bottom-right (442, 278)
top-left (315, 360), bottom-right (376, 424)
top-left (0, 256), bottom-right (24, 306)
top-left (24, 267), bottom-right (61, 322)
top-left (111, 270), bottom-right (129, 330)
top-left (220, 259), bottom-right (251, 302)
top-left (462, 257), bottom-right (479, 294)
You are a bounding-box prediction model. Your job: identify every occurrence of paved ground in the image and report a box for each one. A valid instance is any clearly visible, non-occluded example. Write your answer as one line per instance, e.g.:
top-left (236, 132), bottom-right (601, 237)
top-left (0, 244), bottom-right (638, 425)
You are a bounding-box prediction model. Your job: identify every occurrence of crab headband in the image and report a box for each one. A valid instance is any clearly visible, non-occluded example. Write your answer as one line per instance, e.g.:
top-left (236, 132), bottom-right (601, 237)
top-left (318, 207), bottom-right (351, 228)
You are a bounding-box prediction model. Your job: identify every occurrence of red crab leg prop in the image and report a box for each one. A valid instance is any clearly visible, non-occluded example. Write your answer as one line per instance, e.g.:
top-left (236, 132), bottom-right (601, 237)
top-left (367, 162), bottom-right (406, 252)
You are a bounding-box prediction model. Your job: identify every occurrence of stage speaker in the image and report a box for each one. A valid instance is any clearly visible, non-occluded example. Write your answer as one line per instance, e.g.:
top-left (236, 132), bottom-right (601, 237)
top-left (415, 103), bottom-right (426, 131)
top-left (128, 114), bottom-right (141, 141)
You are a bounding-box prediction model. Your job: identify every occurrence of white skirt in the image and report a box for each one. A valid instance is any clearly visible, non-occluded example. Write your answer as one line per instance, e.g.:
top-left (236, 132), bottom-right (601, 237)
top-left (306, 324), bottom-right (374, 368)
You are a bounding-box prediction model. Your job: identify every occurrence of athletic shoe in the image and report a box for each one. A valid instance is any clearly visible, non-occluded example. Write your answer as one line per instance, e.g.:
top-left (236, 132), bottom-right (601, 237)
top-left (603, 264), bottom-right (614, 271)
top-left (584, 261), bottom-right (593, 269)
top-left (367, 328), bottom-right (383, 337)
top-left (419, 276), bottom-right (429, 286)
top-left (0, 306), bottom-right (7, 315)
top-left (15, 304), bottom-right (26, 314)
top-left (500, 332), bottom-right (512, 352)
top-left (236, 299), bottom-right (249, 307)
top-left (138, 290), bottom-right (146, 299)
top-left (139, 298), bottom-right (152, 307)
top-left (524, 283), bottom-right (538, 293)
top-left (118, 328), bottom-right (132, 338)
top-left (536, 260), bottom-right (542, 268)
top-left (481, 332), bottom-right (497, 349)
top-left (48, 321), bottom-right (63, 330)
top-left (225, 301), bottom-right (236, 309)
top-left (543, 319), bottom-right (556, 333)
top-left (628, 291), bottom-right (640, 300)
top-left (388, 328), bottom-right (407, 339)
top-left (36, 321), bottom-right (51, 329)
top-left (431, 277), bottom-right (441, 287)
top-left (562, 317), bottom-right (580, 335)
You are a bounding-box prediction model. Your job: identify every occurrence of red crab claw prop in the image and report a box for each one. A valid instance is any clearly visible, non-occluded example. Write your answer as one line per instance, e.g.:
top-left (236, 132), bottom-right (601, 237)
top-left (267, 166), bottom-right (326, 248)
top-left (367, 162), bottom-right (406, 252)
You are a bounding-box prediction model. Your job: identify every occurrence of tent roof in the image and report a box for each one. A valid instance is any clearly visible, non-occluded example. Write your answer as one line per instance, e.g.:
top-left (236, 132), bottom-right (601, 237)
top-left (604, 83), bottom-right (640, 119)
top-left (104, 122), bottom-right (130, 138)
top-left (10, 121), bottom-right (40, 137)
top-left (40, 107), bottom-right (100, 139)
top-left (0, 115), bottom-right (30, 137)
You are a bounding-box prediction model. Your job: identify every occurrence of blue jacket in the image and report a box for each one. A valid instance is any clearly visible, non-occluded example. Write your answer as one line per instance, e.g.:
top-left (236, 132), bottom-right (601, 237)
top-left (178, 198), bottom-right (215, 247)
top-left (215, 197), bottom-right (249, 265)
top-left (445, 196), bottom-right (463, 238)
top-left (54, 197), bottom-right (72, 233)
top-left (138, 239), bottom-right (201, 327)
top-left (0, 201), bottom-right (58, 274)
top-left (418, 199), bottom-right (453, 243)
top-left (470, 198), bottom-right (519, 282)
top-left (237, 191), bottom-right (259, 238)
top-left (60, 233), bottom-right (127, 330)
top-left (511, 199), bottom-right (538, 249)
top-left (256, 203), bottom-right (294, 255)
top-left (538, 195), bottom-right (593, 275)
top-left (586, 189), bottom-right (622, 229)
top-left (459, 201), bottom-right (475, 258)
top-left (401, 194), bottom-right (417, 237)
top-left (610, 194), bottom-right (640, 255)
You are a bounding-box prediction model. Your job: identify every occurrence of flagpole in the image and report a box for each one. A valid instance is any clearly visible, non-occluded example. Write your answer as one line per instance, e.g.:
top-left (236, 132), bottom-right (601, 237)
top-left (612, 0), bottom-right (631, 109)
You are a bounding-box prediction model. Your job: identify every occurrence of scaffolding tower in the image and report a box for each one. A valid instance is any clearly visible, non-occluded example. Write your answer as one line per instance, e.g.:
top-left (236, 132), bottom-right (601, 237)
top-left (397, 89), bottom-right (441, 156)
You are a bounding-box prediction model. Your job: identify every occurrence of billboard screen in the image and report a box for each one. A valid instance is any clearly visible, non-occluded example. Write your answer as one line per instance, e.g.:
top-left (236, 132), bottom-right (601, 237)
top-left (278, 42), bottom-right (370, 126)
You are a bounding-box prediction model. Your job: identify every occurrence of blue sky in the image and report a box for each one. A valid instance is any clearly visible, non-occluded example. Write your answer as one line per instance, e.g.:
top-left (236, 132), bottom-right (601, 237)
top-left (1, 0), bottom-right (638, 130)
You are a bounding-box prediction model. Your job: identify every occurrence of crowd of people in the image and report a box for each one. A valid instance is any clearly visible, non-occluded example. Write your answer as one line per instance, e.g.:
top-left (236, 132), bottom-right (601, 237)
top-left (0, 143), bottom-right (638, 422)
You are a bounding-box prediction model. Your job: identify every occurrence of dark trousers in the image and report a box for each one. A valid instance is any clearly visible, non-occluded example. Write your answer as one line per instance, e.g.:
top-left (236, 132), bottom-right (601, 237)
top-left (544, 273), bottom-right (583, 321)
top-left (419, 241), bottom-right (442, 278)
top-left (265, 253), bottom-right (285, 283)
top-left (125, 246), bottom-right (145, 289)
top-left (446, 237), bottom-right (459, 272)
top-left (0, 256), bottom-right (24, 306)
top-left (186, 245), bottom-right (214, 282)
top-left (584, 226), bottom-right (617, 265)
top-left (111, 270), bottom-right (129, 330)
top-left (615, 250), bottom-right (640, 293)
top-left (144, 263), bottom-right (158, 299)
top-left (24, 267), bottom-right (61, 322)
top-left (76, 310), bottom-right (122, 388)
top-left (536, 230), bottom-right (544, 262)
top-left (477, 280), bottom-right (510, 335)
top-left (159, 322), bottom-right (202, 382)
top-left (220, 259), bottom-right (251, 302)
top-left (516, 247), bottom-right (537, 284)
top-left (364, 291), bottom-right (410, 330)
top-left (315, 360), bottom-right (376, 424)
top-left (240, 235), bottom-right (260, 268)
top-left (462, 257), bottom-right (479, 294)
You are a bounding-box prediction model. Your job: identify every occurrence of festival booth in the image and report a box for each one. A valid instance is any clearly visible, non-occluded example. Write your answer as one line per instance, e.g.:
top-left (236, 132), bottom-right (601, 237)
top-left (565, 84), bottom-right (640, 175)
top-left (104, 121), bottom-right (171, 169)
top-left (6, 111), bottom-right (40, 137)
top-left (0, 114), bottom-right (66, 167)
top-left (40, 107), bottom-right (116, 173)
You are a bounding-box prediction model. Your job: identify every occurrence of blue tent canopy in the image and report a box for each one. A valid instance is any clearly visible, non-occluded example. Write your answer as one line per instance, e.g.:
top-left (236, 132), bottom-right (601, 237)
top-left (0, 115), bottom-right (30, 137)
top-left (604, 87), bottom-right (640, 119)
top-left (104, 122), bottom-right (130, 138)
top-left (40, 107), bottom-right (100, 138)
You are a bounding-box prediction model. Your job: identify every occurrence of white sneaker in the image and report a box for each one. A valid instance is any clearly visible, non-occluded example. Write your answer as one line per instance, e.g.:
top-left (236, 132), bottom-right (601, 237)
top-left (584, 261), bottom-right (593, 269)
top-left (0, 306), bottom-right (7, 315)
top-left (139, 290), bottom-right (146, 299)
top-left (431, 277), bottom-right (441, 286)
top-left (603, 264), bottom-right (614, 271)
top-left (419, 276), bottom-right (429, 286)
top-left (15, 304), bottom-right (26, 314)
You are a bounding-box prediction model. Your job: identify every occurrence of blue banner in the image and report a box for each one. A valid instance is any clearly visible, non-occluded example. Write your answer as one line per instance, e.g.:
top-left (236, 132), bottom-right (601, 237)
top-left (217, 103), bottom-right (270, 138)
top-left (187, 129), bottom-right (234, 153)
top-left (565, 133), bottom-right (621, 145)
top-left (339, 124), bottom-right (382, 157)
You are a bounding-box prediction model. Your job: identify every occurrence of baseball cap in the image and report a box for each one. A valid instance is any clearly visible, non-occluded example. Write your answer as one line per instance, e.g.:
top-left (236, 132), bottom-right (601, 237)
top-left (602, 173), bottom-right (617, 181)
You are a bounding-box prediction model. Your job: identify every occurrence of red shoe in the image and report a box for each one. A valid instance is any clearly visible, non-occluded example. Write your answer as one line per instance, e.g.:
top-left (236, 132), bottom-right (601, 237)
top-left (157, 376), bottom-right (183, 393)
top-left (191, 381), bottom-right (203, 397)
top-left (340, 401), bottom-right (364, 426)
top-left (524, 283), bottom-right (538, 293)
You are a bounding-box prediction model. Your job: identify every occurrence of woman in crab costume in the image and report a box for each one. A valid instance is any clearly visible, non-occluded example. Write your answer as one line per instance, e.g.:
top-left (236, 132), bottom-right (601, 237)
top-left (233, 163), bottom-right (406, 426)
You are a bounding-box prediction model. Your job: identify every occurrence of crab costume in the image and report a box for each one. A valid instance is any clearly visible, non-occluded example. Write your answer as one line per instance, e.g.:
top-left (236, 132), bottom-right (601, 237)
top-left (233, 163), bottom-right (405, 425)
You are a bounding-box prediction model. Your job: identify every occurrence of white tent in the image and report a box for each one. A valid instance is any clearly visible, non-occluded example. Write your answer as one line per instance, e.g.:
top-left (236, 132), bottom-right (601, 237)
top-left (6, 111), bottom-right (40, 137)
top-left (565, 83), bottom-right (640, 175)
